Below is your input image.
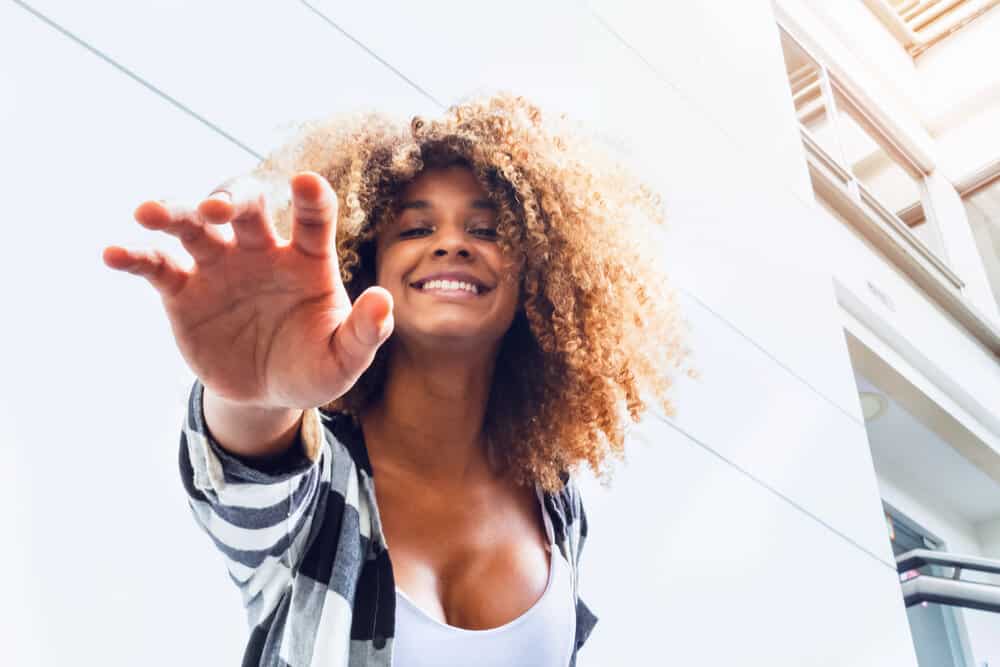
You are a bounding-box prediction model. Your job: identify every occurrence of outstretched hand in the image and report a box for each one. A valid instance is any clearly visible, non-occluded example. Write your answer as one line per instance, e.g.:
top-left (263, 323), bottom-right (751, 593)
top-left (103, 171), bottom-right (393, 409)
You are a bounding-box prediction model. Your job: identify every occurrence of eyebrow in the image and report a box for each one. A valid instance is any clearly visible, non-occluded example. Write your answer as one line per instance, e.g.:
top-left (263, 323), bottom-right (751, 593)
top-left (397, 198), bottom-right (497, 212)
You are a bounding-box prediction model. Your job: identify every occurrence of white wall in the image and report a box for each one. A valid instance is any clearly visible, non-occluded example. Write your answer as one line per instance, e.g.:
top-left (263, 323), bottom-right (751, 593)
top-left (4, 0), bottom-right (920, 664)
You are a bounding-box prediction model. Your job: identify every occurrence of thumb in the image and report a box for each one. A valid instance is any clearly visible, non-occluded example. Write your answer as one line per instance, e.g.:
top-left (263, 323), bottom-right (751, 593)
top-left (328, 286), bottom-right (394, 381)
top-left (358, 286), bottom-right (394, 344)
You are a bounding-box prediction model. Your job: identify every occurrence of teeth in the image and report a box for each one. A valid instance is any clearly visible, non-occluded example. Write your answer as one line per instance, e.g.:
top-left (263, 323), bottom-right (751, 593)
top-left (420, 279), bottom-right (479, 294)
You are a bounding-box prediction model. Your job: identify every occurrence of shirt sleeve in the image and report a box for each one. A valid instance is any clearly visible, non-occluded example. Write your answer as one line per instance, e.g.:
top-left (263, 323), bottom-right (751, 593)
top-left (565, 474), bottom-right (589, 571)
top-left (178, 377), bottom-right (333, 626)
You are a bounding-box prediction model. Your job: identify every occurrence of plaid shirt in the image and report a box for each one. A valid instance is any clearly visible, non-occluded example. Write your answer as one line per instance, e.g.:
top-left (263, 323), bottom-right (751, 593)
top-left (179, 378), bottom-right (599, 666)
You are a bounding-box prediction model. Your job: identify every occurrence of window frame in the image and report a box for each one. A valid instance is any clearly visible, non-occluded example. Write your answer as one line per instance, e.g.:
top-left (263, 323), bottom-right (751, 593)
top-left (779, 25), bottom-right (962, 288)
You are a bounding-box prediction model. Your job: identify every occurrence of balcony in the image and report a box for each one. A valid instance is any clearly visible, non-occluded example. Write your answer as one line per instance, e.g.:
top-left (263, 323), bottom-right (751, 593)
top-left (778, 24), bottom-right (1000, 355)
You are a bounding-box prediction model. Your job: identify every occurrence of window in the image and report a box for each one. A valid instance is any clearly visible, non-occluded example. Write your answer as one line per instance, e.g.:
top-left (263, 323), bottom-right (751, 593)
top-left (959, 165), bottom-right (1000, 312)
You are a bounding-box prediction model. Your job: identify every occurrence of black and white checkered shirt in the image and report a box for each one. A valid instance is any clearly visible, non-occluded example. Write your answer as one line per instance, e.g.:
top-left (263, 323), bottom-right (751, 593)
top-left (179, 378), bottom-right (599, 666)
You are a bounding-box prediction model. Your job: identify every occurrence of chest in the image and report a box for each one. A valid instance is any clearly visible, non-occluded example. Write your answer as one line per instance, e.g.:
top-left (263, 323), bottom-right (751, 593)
top-left (373, 476), bottom-right (553, 631)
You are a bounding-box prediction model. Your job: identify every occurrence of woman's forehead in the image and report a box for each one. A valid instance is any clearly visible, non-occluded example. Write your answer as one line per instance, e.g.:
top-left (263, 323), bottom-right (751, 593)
top-left (398, 164), bottom-right (486, 201)
top-left (389, 167), bottom-right (499, 221)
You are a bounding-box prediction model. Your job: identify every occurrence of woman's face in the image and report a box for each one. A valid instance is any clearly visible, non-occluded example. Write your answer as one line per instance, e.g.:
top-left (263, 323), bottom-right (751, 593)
top-left (374, 165), bottom-right (521, 353)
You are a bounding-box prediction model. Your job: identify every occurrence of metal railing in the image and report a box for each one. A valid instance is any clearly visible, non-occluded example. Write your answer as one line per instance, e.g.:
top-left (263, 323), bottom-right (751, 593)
top-left (896, 548), bottom-right (1000, 613)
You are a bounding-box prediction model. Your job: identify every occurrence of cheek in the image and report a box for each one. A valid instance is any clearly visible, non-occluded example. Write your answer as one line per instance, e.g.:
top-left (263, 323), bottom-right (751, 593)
top-left (373, 244), bottom-right (405, 288)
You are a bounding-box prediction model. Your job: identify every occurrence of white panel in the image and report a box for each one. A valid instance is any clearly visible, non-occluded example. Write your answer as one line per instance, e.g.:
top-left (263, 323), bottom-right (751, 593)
top-left (302, 0), bottom-right (865, 422)
top-left (654, 150), bottom-right (865, 426)
top-left (609, 68), bottom-right (864, 427)
top-left (592, 46), bottom-right (865, 428)
top-left (0, 403), bottom-right (43, 666)
top-left (576, 416), bottom-right (918, 666)
top-left (2, 4), bottom-right (254, 665)
top-left (585, 0), bottom-right (814, 200)
top-left (307, 0), bottom-right (603, 115)
top-left (308, 0), bottom-right (811, 196)
top-left (25, 0), bottom-right (439, 155)
top-left (668, 294), bottom-right (893, 565)
top-left (307, 0), bottom-right (810, 204)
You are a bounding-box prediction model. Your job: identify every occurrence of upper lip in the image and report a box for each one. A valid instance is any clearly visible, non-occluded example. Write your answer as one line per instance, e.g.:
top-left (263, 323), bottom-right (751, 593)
top-left (411, 272), bottom-right (491, 291)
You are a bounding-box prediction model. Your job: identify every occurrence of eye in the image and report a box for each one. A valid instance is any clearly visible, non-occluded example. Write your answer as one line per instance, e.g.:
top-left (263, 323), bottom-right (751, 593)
top-left (399, 226), bottom-right (432, 238)
top-left (469, 227), bottom-right (498, 239)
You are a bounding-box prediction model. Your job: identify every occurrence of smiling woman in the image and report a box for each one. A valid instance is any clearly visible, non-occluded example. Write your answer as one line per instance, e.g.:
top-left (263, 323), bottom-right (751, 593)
top-left (104, 91), bottom-right (693, 667)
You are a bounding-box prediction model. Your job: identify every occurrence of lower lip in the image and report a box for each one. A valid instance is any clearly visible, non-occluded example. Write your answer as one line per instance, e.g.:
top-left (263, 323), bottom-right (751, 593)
top-left (413, 286), bottom-right (484, 299)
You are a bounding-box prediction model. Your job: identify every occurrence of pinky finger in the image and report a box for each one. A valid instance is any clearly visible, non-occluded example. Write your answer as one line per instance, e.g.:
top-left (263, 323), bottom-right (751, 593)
top-left (103, 246), bottom-right (189, 297)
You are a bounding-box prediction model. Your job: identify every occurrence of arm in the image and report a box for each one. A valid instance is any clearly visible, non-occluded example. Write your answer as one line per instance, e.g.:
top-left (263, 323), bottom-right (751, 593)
top-left (178, 378), bottom-right (332, 624)
top-left (202, 386), bottom-right (305, 461)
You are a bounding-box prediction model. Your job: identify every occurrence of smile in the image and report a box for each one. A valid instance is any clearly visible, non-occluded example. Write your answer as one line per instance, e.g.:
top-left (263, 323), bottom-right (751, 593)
top-left (414, 279), bottom-right (482, 295)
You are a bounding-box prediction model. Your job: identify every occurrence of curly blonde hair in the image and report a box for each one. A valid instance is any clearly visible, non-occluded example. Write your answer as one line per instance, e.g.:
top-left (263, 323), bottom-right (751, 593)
top-left (253, 93), bottom-right (694, 493)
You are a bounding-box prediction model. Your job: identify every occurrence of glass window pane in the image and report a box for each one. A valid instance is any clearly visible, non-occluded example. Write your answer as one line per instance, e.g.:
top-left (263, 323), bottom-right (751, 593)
top-left (963, 180), bottom-right (1000, 312)
top-left (831, 86), bottom-right (950, 262)
top-left (831, 88), bottom-right (922, 215)
top-left (777, 32), bottom-right (845, 164)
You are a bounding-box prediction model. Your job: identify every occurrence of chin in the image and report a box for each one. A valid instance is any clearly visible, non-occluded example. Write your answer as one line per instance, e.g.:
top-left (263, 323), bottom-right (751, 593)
top-left (399, 319), bottom-right (507, 351)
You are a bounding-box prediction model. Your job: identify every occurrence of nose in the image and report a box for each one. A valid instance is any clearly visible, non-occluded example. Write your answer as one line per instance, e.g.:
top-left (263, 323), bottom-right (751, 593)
top-left (433, 247), bottom-right (471, 258)
top-left (432, 230), bottom-right (472, 258)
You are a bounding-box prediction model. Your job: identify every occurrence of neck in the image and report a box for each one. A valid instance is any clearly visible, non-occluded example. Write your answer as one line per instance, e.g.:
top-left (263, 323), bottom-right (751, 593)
top-left (360, 339), bottom-right (501, 487)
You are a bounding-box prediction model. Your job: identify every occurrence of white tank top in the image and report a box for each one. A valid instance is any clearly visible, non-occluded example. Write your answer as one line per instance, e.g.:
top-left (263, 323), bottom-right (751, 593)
top-left (391, 493), bottom-right (576, 667)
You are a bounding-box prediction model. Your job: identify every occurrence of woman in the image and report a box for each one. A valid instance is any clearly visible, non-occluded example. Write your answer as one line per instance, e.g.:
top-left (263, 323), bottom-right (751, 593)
top-left (103, 93), bottom-right (691, 666)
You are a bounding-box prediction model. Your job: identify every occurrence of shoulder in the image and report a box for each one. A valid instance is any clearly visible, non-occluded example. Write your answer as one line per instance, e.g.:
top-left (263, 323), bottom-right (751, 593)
top-left (318, 408), bottom-right (375, 477)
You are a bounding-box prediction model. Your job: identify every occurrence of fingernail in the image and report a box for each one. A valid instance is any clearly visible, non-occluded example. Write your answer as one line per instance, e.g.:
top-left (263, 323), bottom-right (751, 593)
top-left (377, 315), bottom-right (393, 341)
top-left (207, 191), bottom-right (231, 203)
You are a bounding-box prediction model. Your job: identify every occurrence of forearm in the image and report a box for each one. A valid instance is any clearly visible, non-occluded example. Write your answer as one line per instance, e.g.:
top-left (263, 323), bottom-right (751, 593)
top-left (202, 387), bottom-right (304, 460)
